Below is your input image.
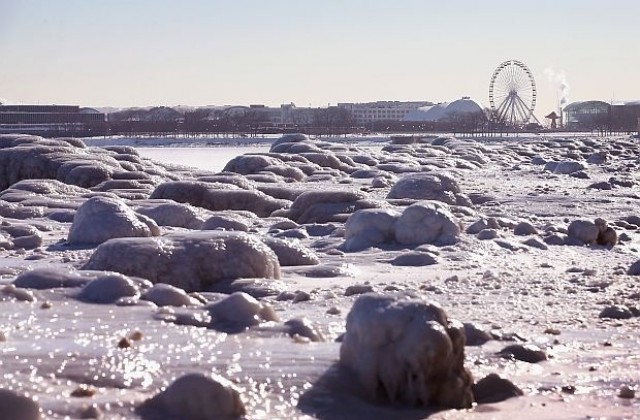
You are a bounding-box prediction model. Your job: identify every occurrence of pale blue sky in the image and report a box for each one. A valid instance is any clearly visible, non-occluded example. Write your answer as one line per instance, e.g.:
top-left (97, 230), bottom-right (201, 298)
top-left (1, 0), bottom-right (638, 116)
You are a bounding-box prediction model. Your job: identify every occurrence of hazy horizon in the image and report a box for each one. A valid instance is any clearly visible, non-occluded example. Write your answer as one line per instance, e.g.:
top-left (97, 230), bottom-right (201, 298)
top-left (2, 0), bottom-right (639, 118)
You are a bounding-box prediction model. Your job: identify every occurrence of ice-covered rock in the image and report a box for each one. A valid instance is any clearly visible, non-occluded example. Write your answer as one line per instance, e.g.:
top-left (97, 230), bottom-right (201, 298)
top-left (387, 173), bottom-right (471, 206)
top-left (628, 259), bottom-right (640, 275)
top-left (150, 181), bottom-right (288, 217)
top-left (76, 273), bottom-right (141, 304)
top-left (472, 374), bottom-right (523, 404)
top-left (0, 224), bottom-right (43, 250)
top-left (261, 237), bottom-right (320, 266)
top-left (0, 388), bottom-right (41, 420)
top-left (278, 189), bottom-right (372, 224)
top-left (136, 373), bottom-right (246, 420)
top-left (552, 160), bottom-right (587, 175)
top-left (67, 196), bottom-right (159, 245)
top-left (567, 218), bottom-right (617, 247)
top-left (342, 208), bottom-right (400, 251)
top-left (136, 201), bottom-right (205, 229)
top-left (141, 283), bottom-right (200, 307)
top-left (201, 214), bottom-right (251, 232)
top-left (284, 318), bottom-right (324, 342)
top-left (206, 292), bottom-right (277, 330)
top-left (390, 251), bottom-right (438, 266)
top-left (340, 293), bottom-right (473, 408)
top-left (394, 201), bottom-right (461, 246)
top-left (567, 220), bottom-right (599, 245)
top-left (13, 267), bottom-right (92, 289)
top-left (83, 232), bottom-right (281, 292)
top-left (513, 221), bottom-right (537, 236)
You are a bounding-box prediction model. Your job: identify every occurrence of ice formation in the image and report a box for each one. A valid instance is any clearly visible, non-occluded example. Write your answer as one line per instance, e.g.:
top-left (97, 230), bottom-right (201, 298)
top-left (394, 201), bottom-right (461, 246)
top-left (68, 196), bottom-right (160, 245)
top-left (342, 208), bottom-right (400, 251)
top-left (136, 373), bottom-right (246, 420)
top-left (206, 291), bottom-right (277, 330)
top-left (83, 231), bottom-right (281, 291)
top-left (340, 293), bottom-right (473, 408)
top-left (387, 172), bottom-right (470, 206)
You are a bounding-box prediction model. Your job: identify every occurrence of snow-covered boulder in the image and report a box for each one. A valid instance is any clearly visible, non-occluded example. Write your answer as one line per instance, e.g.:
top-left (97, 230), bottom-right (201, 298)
top-left (223, 154), bottom-right (284, 175)
top-left (0, 224), bottom-right (43, 250)
top-left (67, 196), bottom-right (160, 245)
top-left (136, 373), bottom-right (246, 420)
top-left (261, 237), bottom-right (319, 266)
top-left (394, 201), bottom-right (461, 246)
top-left (136, 201), bottom-right (205, 230)
top-left (13, 267), bottom-right (92, 289)
top-left (552, 160), bottom-right (586, 175)
top-left (387, 173), bottom-right (471, 206)
top-left (201, 214), bottom-right (251, 232)
top-left (206, 292), bottom-right (277, 330)
top-left (269, 133), bottom-right (311, 152)
top-left (76, 273), bottom-right (141, 304)
top-left (141, 283), bottom-right (199, 307)
top-left (83, 232), bottom-right (281, 292)
top-left (342, 208), bottom-right (400, 251)
top-left (150, 181), bottom-right (289, 217)
top-left (340, 293), bottom-right (473, 408)
top-left (281, 190), bottom-right (370, 224)
top-left (567, 218), bottom-right (617, 246)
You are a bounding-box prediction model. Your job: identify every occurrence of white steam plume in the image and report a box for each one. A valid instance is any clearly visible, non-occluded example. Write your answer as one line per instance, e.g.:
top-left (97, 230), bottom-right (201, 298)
top-left (544, 68), bottom-right (570, 108)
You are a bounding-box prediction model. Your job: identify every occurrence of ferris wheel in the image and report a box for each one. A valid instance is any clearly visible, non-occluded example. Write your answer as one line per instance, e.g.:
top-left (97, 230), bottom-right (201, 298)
top-left (489, 60), bottom-right (537, 126)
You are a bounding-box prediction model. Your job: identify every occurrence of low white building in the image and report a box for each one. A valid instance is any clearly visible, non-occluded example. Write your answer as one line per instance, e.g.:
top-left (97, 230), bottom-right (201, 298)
top-left (337, 101), bottom-right (432, 124)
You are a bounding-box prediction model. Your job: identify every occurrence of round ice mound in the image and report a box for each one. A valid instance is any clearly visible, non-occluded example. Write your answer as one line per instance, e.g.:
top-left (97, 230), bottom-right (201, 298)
top-left (136, 373), bottom-right (246, 420)
top-left (142, 283), bottom-right (199, 307)
top-left (395, 201), bottom-right (461, 246)
top-left (340, 293), bottom-right (473, 408)
top-left (387, 173), bottom-right (470, 206)
top-left (0, 388), bottom-right (41, 420)
top-left (83, 232), bottom-right (281, 292)
top-left (206, 291), bottom-right (277, 331)
top-left (68, 196), bottom-right (159, 245)
top-left (76, 273), bottom-right (140, 304)
top-left (342, 208), bottom-right (400, 251)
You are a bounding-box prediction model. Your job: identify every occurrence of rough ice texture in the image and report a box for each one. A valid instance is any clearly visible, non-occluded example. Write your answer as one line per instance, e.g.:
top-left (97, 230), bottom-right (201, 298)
top-left (136, 201), bottom-right (205, 229)
top-left (0, 134), bottom-right (174, 191)
top-left (13, 267), bottom-right (93, 289)
top-left (0, 389), bottom-right (41, 420)
top-left (0, 224), bottom-right (43, 250)
top-left (201, 214), bottom-right (251, 232)
top-left (76, 273), bottom-right (141, 304)
top-left (67, 196), bottom-right (160, 245)
top-left (83, 231), bottom-right (281, 292)
top-left (206, 291), bottom-right (277, 330)
top-left (387, 173), bottom-right (471, 206)
top-left (340, 293), bottom-right (473, 408)
top-left (567, 218), bottom-right (617, 247)
top-left (261, 237), bottom-right (320, 266)
top-left (141, 283), bottom-right (199, 307)
top-left (342, 208), bottom-right (400, 251)
top-left (395, 201), bottom-right (461, 246)
top-left (281, 190), bottom-right (371, 224)
top-left (136, 373), bottom-right (246, 420)
top-left (150, 181), bottom-right (289, 217)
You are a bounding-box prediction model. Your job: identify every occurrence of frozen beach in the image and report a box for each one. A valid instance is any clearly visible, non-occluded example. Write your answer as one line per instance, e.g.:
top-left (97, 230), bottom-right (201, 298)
top-left (0, 133), bottom-right (639, 419)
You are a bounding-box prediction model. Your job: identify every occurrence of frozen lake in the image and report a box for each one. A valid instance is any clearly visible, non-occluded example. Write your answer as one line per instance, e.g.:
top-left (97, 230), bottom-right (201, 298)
top-left (136, 145), bottom-right (270, 172)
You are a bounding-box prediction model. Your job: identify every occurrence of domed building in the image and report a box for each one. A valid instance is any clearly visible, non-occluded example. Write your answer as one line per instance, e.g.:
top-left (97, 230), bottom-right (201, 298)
top-left (403, 97), bottom-right (487, 122)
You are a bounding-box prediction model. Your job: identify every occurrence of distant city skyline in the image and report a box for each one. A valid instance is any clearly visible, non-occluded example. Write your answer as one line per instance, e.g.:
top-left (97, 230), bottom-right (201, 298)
top-left (1, 0), bottom-right (639, 119)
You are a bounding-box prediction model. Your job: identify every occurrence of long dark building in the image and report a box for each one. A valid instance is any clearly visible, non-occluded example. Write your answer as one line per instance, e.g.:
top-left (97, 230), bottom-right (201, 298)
top-left (0, 105), bottom-right (106, 136)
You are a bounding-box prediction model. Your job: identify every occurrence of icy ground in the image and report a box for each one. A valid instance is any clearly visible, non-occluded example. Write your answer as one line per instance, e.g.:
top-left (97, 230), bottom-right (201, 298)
top-left (0, 133), bottom-right (639, 419)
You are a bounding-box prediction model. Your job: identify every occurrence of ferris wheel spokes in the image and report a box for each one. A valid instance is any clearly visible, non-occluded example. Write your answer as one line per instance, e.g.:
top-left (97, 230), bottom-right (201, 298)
top-left (489, 60), bottom-right (537, 126)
